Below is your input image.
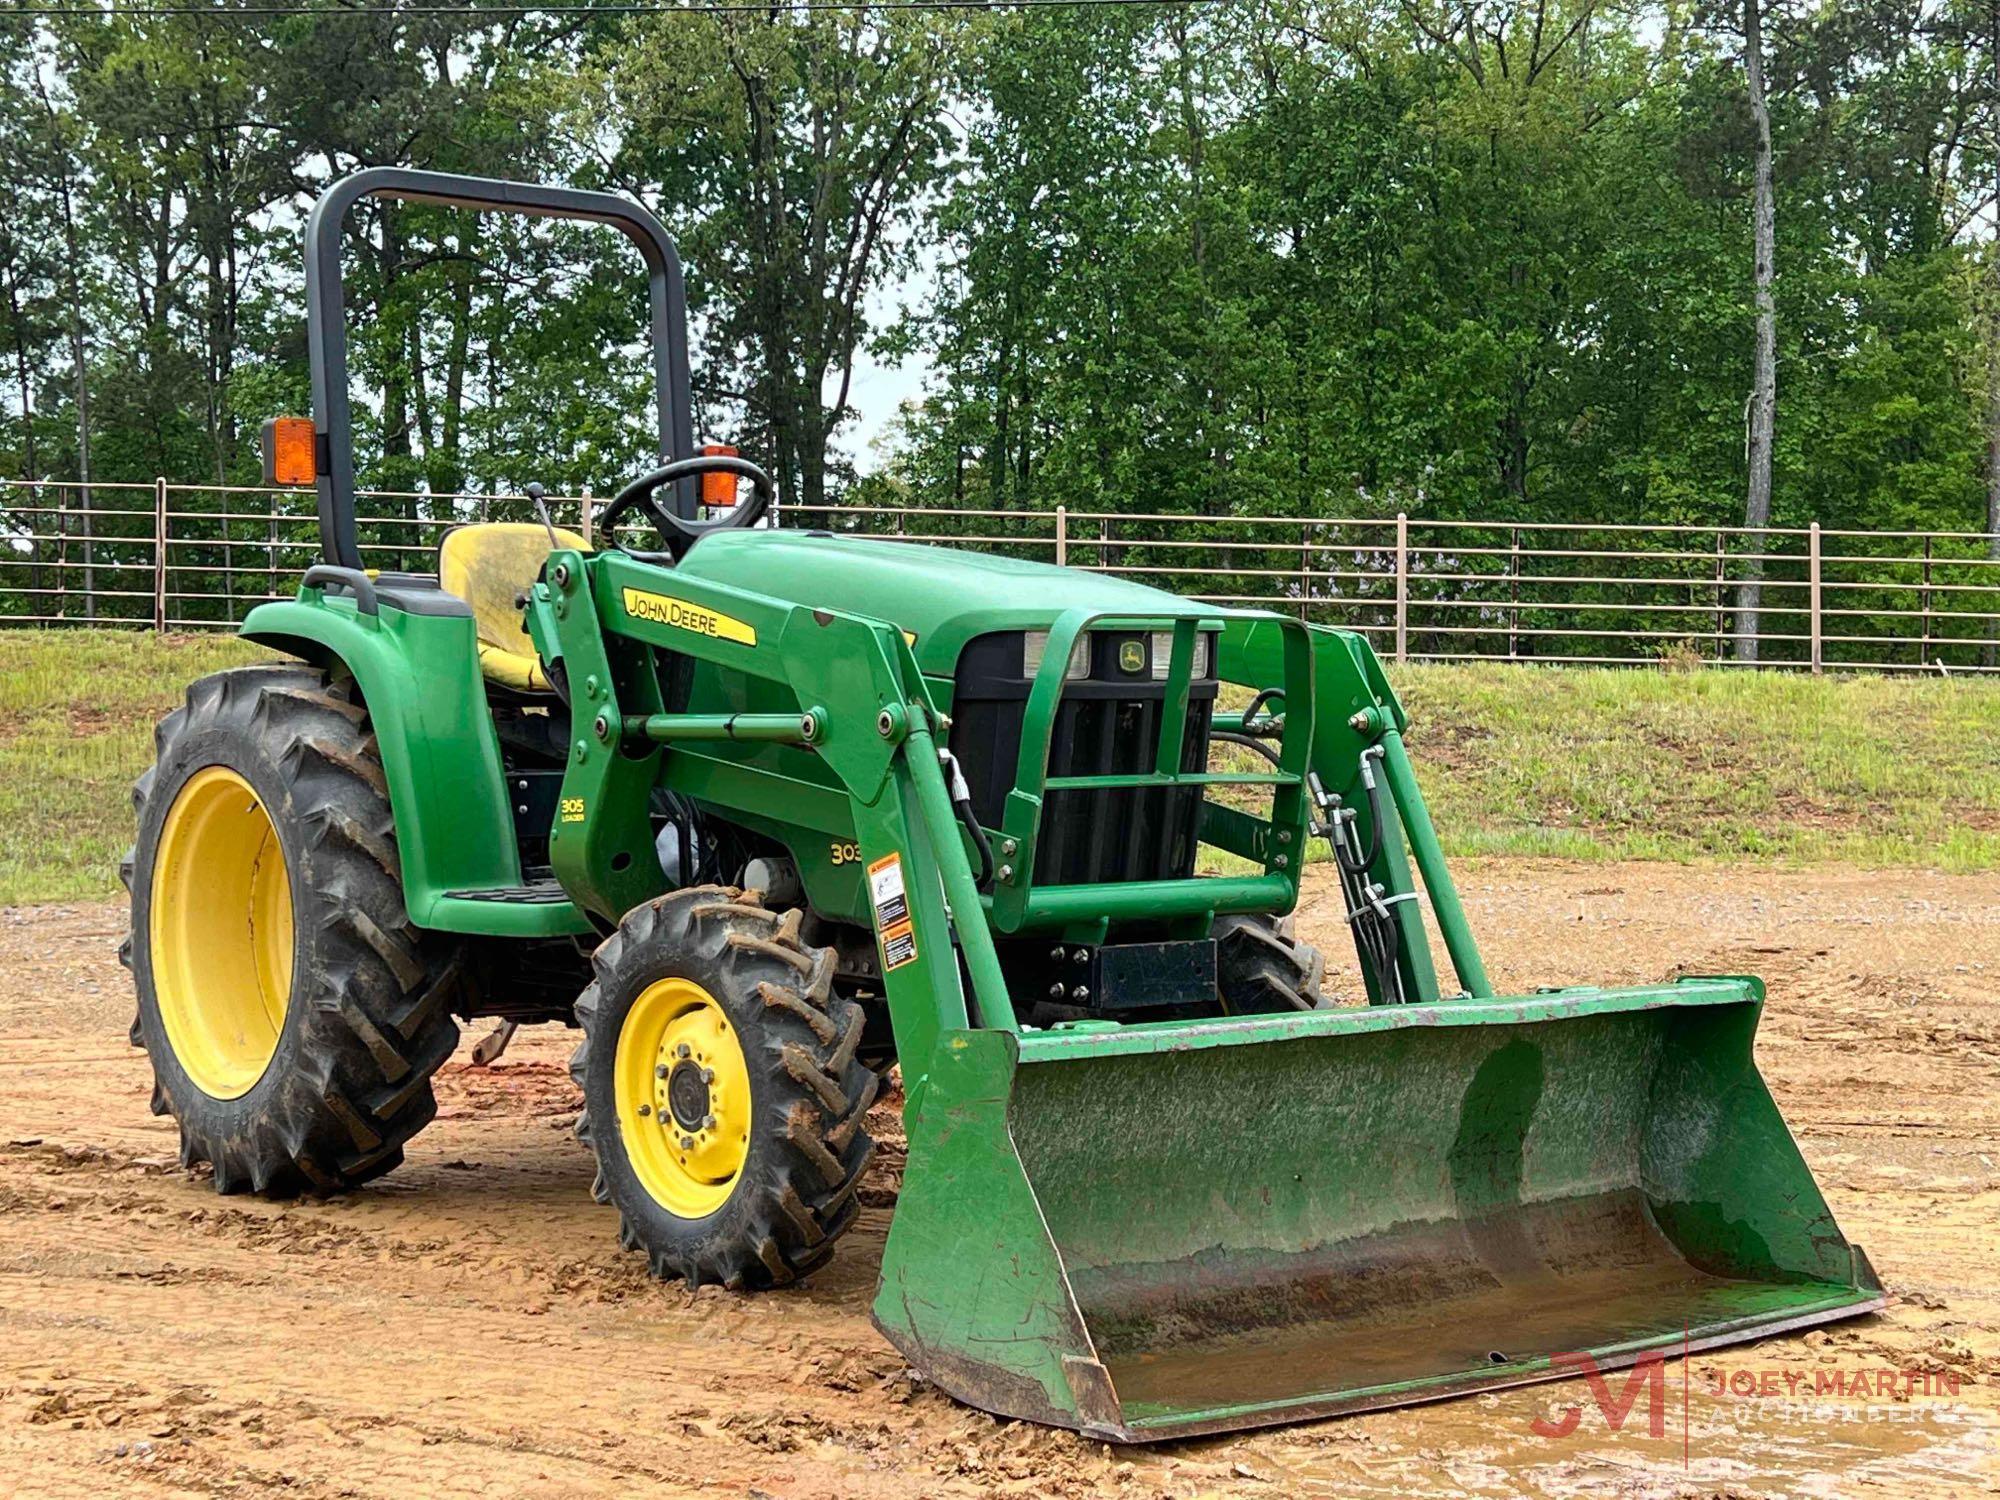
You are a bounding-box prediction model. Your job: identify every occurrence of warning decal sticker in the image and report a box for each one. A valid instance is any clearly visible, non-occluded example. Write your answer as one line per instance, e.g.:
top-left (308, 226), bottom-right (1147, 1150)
top-left (868, 854), bottom-right (909, 928)
top-left (880, 922), bottom-right (918, 972)
top-left (868, 853), bottom-right (918, 971)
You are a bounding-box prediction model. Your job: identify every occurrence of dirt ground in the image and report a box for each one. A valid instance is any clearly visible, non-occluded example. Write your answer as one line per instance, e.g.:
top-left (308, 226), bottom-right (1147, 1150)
top-left (1, 861), bottom-right (1996, 1499)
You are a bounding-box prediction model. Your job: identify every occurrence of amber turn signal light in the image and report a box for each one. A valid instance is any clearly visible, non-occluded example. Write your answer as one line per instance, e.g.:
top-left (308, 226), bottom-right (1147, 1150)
top-left (700, 442), bottom-right (739, 508)
top-left (261, 416), bottom-right (318, 487)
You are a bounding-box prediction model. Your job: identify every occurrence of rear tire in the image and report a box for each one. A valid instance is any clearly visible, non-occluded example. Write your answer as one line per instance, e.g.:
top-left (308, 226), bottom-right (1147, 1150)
top-left (572, 886), bottom-right (879, 1288)
top-left (1214, 911), bottom-right (1326, 1013)
top-left (123, 665), bottom-right (464, 1195)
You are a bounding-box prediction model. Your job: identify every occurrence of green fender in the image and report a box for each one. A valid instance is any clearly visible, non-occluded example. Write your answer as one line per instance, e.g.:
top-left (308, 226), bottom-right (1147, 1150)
top-left (240, 593), bottom-right (584, 937)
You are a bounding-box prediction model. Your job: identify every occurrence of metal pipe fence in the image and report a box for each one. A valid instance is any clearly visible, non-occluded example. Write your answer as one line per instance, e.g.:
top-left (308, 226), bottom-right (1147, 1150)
top-left (3, 478), bottom-right (1998, 674)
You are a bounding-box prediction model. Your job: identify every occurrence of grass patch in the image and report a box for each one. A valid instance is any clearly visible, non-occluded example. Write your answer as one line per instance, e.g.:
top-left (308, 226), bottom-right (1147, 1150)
top-left (1397, 663), bottom-right (2000, 869)
top-left (0, 632), bottom-right (269, 904)
top-left (2, 631), bottom-right (1997, 905)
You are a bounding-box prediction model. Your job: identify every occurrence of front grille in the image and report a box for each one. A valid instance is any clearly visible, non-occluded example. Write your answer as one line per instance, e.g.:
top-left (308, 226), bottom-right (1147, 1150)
top-left (949, 630), bottom-right (1216, 887)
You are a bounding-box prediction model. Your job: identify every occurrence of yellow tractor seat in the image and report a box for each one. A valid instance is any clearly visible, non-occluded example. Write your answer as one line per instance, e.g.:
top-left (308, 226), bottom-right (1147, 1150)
top-left (437, 521), bottom-right (590, 692)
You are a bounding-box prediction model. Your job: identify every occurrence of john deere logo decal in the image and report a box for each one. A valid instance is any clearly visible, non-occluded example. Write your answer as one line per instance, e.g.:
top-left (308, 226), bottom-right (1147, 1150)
top-left (1119, 640), bottom-right (1145, 674)
top-left (621, 587), bottom-right (757, 646)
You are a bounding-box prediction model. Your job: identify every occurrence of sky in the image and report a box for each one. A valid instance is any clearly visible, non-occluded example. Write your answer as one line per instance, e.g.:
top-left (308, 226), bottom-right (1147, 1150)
top-left (831, 259), bottom-right (937, 474)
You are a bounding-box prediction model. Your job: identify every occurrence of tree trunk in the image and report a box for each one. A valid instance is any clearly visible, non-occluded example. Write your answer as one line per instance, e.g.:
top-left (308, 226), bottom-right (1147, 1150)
top-left (2, 233), bottom-right (45, 606)
top-left (3, 234), bottom-right (38, 484)
top-left (31, 66), bottom-right (92, 618)
top-left (438, 234), bottom-right (472, 497)
top-left (377, 206), bottom-right (414, 535)
top-left (1984, 294), bottom-right (1998, 664)
top-left (1171, 12), bottom-right (1226, 516)
top-left (1737, 0), bottom-right (1777, 664)
top-left (57, 164), bottom-right (92, 621)
top-left (1986, 0), bottom-right (2000, 667)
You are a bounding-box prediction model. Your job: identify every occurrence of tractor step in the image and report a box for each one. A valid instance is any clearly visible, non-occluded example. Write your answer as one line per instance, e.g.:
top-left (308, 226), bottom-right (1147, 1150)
top-left (442, 879), bottom-right (571, 905)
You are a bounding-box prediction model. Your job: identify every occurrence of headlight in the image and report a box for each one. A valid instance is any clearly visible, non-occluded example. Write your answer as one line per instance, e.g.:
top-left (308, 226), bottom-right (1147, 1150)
top-left (1148, 632), bottom-right (1212, 679)
top-left (1023, 630), bottom-right (1090, 680)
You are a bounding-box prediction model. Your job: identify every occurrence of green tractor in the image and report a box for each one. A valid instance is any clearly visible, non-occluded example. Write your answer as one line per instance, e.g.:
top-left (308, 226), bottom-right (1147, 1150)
top-left (124, 170), bottom-right (1883, 1441)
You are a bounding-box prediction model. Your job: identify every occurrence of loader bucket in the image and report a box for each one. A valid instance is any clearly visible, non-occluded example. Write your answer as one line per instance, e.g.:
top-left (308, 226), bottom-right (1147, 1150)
top-left (874, 977), bottom-right (1883, 1442)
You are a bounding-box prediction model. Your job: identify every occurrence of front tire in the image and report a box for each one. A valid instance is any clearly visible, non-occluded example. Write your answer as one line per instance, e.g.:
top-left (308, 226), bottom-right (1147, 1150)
top-left (1214, 910), bottom-right (1326, 1013)
top-left (123, 665), bottom-right (464, 1195)
top-left (572, 887), bottom-right (878, 1288)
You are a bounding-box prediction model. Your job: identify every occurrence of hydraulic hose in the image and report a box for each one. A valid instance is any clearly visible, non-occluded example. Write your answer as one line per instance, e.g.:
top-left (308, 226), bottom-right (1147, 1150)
top-left (939, 747), bottom-right (996, 891)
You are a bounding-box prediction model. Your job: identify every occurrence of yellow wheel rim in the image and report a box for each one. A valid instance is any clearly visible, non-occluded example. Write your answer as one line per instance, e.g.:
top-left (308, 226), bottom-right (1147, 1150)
top-left (613, 978), bottom-right (752, 1218)
top-left (148, 766), bottom-right (295, 1100)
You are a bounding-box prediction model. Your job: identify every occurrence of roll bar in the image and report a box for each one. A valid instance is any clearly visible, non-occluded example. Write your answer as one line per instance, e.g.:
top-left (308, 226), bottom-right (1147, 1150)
top-left (305, 168), bottom-right (696, 569)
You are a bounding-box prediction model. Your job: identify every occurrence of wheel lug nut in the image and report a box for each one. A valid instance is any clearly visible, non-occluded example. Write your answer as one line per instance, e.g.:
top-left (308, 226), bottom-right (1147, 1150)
top-left (656, 1064), bottom-right (668, 1079)
top-left (676, 1043), bottom-right (692, 1059)
top-left (679, 1135), bottom-right (695, 1151)
top-left (701, 1114), bottom-right (716, 1131)
top-left (701, 1068), bottom-right (714, 1084)
top-left (636, 1104), bottom-right (650, 1117)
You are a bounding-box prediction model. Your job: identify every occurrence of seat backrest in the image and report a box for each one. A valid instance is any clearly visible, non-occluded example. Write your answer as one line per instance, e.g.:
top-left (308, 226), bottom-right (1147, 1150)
top-left (437, 521), bottom-right (590, 691)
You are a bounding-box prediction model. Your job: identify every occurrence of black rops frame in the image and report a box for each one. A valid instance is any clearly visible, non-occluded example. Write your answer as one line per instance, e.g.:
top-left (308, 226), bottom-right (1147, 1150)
top-left (304, 167), bottom-right (697, 570)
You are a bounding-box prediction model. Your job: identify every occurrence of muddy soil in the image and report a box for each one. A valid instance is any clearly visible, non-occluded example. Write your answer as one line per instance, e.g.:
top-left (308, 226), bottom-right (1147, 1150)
top-left (2, 862), bottom-right (1996, 1498)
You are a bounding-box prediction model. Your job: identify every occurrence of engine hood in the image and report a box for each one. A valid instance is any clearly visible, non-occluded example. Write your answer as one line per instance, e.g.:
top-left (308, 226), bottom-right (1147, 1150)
top-left (674, 527), bottom-right (1213, 676)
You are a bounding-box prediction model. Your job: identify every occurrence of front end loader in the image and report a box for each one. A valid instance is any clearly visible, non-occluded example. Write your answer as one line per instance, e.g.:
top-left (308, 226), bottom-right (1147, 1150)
top-left (122, 169), bottom-right (1884, 1442)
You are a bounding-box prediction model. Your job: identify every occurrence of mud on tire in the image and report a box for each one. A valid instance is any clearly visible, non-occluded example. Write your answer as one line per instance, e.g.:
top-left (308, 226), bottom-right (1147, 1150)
top-left (571, 886), bottom-right (879, 1289)
top-left (123, 664), bottom-right (464, 1195)
top-left (1214, 910), bottom-right (1327, 1013)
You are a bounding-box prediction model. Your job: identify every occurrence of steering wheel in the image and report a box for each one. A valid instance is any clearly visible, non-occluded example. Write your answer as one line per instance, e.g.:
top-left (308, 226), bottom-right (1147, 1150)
top-left (596, 454), bottom-right (776, 561)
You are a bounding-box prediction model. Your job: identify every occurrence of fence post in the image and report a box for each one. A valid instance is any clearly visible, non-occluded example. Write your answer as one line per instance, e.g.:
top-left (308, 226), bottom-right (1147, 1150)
top-left (54, 484), bottom-right (67, 620)
top-left (1713, 531), bottom-right (1726, 652)
top-left (1809, 521), bottom-right (1823, 674)
top-left (1055, 504), bottom-right (1067, 567)
top-left (1394, 511), bottom-right (1409, 664)
top-left (1920, 534), bottom-right (1932, 668)
top-left (1300, 522), bottom-right (1311, 621)
top-left (1508, 527), bottom-right (1520, 660)
top-left (580, 485), bottom-right (594, 548)
top-left (153, 476), bottom-right (168, 632)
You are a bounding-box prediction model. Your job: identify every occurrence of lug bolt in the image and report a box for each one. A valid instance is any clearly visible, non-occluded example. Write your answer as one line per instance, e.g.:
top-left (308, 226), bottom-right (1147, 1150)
top-left (1050, 946), bottom-right (1065, 962)
top-left (676, 1043), bottom-right (692, 1059)
top-left (656, 1064), bottom-right (668, 1079)
top-left (1070, 985), bottom-right (1089, 1002)
top-left (1073, 949), bottom-right (1087, 965)
top-left (636, 1103), bottom-right (651, 1117)
top-left (1049, 983), bottom-right (1066, 998)
top-left (701, 1114), bottom-right (716, 1131)
top-left (701, 1068), bottom-right (715, 1084)
top-left (680, 1135), bottom-right (695, 1151)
